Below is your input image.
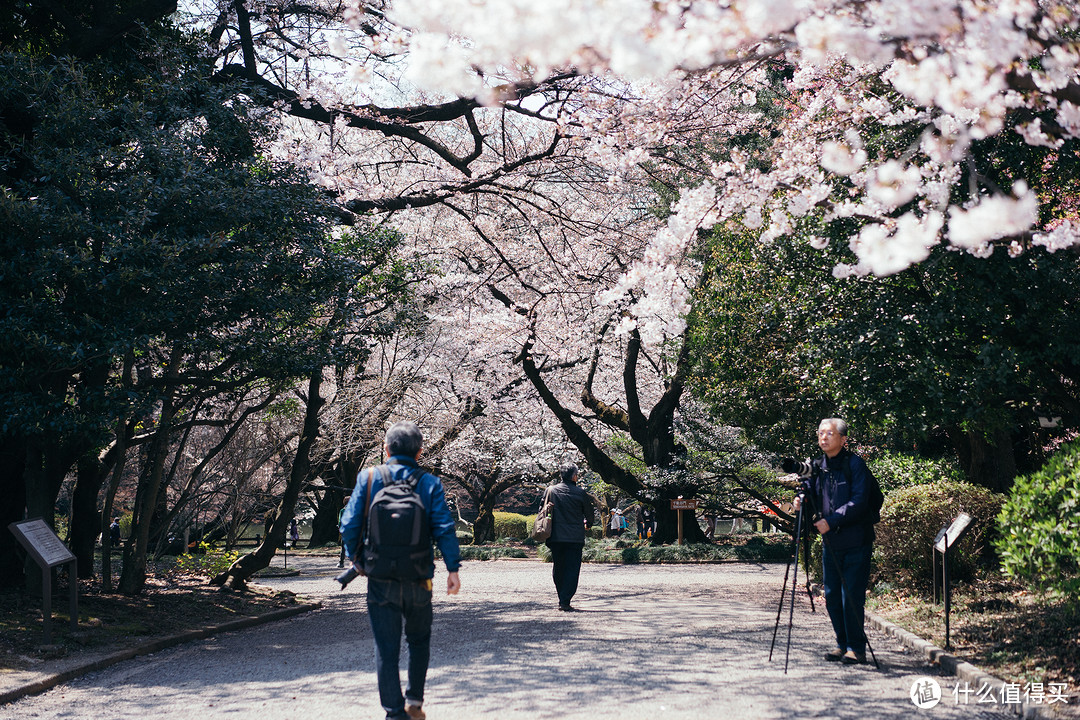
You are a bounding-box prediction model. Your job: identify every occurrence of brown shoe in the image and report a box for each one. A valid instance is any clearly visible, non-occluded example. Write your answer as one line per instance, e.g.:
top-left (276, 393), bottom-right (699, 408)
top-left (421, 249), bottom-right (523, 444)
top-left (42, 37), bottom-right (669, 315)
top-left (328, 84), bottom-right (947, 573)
top-left (823, 647), bottom-right (845, 662)
top-left (841, 650), bottom-right (867, 665)
top-left (405, 704), bottom-right (426, 720)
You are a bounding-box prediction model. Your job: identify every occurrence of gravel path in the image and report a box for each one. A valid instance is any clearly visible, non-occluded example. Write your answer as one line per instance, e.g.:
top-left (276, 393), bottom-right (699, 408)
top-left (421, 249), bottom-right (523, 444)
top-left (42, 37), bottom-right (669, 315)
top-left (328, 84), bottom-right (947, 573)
top-left (2, 555), bottom-right (1013, 719)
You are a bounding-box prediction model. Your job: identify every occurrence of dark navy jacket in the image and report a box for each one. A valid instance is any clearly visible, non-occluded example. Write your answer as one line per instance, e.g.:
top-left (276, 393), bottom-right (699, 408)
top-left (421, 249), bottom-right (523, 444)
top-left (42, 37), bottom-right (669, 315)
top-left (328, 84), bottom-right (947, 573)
top-left (806, 449), bottom-right (875, 550)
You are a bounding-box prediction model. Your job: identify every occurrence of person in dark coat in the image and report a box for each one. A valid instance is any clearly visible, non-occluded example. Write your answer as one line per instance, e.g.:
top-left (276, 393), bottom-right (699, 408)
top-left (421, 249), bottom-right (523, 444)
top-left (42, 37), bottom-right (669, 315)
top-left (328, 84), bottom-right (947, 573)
top-left (544, 463), bottom-right (595, 611)
top-left (794, 417), bottom-right (875, 665)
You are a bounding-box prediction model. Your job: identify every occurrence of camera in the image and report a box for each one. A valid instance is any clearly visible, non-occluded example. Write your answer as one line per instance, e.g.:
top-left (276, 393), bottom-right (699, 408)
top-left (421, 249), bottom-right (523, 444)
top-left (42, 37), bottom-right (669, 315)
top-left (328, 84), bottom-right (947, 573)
top-left (781, 457), bottom-right (814, 477)
top-left (335, 563), bottom-right (362, 589)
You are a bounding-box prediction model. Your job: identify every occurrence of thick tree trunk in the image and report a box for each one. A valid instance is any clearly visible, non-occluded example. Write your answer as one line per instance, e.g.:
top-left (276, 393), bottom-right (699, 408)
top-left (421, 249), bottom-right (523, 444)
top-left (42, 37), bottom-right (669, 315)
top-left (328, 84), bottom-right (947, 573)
top-left (308, 481), bottom-right (348, 547)
top-left (213, 370), bottom-right (324, 590)
top-left (473, 501), bottom-right (497, 545)
top-left (949, 427), bottom-right (1017, 493)
top-left (69, 454), bottom-right (105, 578)
top-left (0, 439), bottom-right (27, 588)
top-left (119, 347), bottom-right (182, 595)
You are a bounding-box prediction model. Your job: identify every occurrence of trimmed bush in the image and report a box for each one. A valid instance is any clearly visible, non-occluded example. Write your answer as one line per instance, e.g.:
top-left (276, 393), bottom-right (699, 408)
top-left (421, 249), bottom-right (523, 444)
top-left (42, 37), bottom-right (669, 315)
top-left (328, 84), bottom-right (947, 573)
top-left (537, 535), bottom-right (790, 564)
top-left (456, 530), bottom-right (473, 544)
top-left (458, 545), bottom-right (528, 561)
top-left (493, 511), bottom-right (529, 539)
top-left (874, 481), bottom-right (1005, 590)
top-left (996, 441), bottom-right (1080, 595)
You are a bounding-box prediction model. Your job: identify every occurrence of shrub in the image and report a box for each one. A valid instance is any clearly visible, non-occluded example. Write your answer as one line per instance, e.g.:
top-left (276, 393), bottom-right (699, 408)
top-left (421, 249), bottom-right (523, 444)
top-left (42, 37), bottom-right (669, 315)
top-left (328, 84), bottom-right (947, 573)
top-left (996, 441), bottom-right (1080, 595)
top-left (874, 481), bottom-right (1005, 591)
top-left (538, 535), bottom-right (791, 564)
top-left (456, 530), bottom-right (474, 544)
top-left (458, 545), bottom-right (528, 561)
top-left (493, 512), bottom-right (529, 539)
top-left (869, 451), bottom-right (964, 493)
top-left (171, 546), bottom-right (240, 578)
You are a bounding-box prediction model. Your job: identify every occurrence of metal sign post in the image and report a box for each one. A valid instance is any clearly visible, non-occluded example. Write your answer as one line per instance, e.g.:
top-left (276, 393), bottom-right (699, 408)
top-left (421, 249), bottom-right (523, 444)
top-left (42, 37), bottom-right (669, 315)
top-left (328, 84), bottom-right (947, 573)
top-left (8, 519), bottom-right (79, 645)
top-left (670, 498), bottom-right (698, 545)
top-left (932, 512), bottom-right (973, 651)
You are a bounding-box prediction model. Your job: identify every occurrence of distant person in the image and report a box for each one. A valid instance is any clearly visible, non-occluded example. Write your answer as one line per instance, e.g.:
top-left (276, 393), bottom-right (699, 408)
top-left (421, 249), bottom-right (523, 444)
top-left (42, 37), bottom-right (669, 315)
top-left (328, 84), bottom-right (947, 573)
top-left (545, 463), bottom-right (595, 611)
top-left (339, 420), bottom-right (461, 720)
top-left (704, 511), bottom-right (717, 541)
top-left (338, 495), bottom-right (351, 568)
top-left (792, 417), bottom-right (875, 665)
top-left (109, 517), bottom-right (121, 545)
top-left (289, 518), bottom-right (299, 547)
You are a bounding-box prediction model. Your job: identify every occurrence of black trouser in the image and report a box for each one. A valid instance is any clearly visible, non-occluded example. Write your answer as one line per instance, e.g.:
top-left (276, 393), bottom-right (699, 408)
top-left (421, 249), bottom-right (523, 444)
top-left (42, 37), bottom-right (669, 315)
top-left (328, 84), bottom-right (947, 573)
top-left (547, 541), bottom-right (584, 607)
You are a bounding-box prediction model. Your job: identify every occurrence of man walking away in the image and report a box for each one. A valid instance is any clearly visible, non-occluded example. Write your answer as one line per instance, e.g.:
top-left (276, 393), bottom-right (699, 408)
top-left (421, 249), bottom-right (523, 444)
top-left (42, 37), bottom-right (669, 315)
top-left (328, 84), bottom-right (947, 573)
top-left (545, 463), bottom-right (595, 611)
top-left (339, 421), bottom-right (462, 720)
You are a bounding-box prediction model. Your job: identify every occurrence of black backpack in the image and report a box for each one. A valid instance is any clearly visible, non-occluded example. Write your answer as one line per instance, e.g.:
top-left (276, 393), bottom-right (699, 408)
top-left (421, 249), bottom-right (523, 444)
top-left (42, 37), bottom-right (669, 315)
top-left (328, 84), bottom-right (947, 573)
top-left (838, 454), bottom-right (885, 524)
top-left (359, 464), bottom-right (432, 580)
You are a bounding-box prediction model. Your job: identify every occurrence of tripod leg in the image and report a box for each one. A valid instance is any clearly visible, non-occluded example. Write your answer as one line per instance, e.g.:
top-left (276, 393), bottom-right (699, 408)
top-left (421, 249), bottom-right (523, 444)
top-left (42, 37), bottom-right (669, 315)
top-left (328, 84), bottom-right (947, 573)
top-left (768, 540), bottom-right (795, 662)
top-left (802, 525), bottom-right (816, 613)
top-left (783, 505), bottom-right (805, 674)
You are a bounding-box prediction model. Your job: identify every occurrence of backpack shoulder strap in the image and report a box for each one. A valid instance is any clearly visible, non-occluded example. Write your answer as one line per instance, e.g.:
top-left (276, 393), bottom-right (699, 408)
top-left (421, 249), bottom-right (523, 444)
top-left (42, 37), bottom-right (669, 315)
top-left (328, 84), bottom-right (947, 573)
top-left (358, 465), bottom-right (386, 545)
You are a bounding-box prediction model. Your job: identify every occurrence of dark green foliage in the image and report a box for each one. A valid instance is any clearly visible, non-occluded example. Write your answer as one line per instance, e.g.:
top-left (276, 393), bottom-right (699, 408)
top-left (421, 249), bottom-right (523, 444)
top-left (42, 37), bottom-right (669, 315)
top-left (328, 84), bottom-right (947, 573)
top-left (457, 546), bottom-right (528, 561)
top-left (874, 482), bottom-right (1005, 590)
top-left (870, 452), bottom-right (964, 494)
top-left (996, 441), bottom-right (1080, 595)
top-left (690, 223), bottom-right (1080, 488)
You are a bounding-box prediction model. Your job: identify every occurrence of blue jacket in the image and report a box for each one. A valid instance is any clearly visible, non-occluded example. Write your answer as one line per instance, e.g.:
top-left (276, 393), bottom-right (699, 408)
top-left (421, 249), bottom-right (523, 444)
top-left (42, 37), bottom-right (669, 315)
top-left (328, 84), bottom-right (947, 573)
top-left (806, 449), bottom-right (875, 550)
top-left (339, 456), bottom-right (461, 575)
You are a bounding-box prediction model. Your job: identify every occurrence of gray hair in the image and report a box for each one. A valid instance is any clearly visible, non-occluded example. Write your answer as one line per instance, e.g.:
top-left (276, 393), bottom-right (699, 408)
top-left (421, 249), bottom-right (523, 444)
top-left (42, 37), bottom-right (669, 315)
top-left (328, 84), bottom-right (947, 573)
top-left (385, 421), bottom-right (424, 457)
top-left (819, 418), bottom-right (849, 437)
top-left (560, 463), bottom-right (580, 484)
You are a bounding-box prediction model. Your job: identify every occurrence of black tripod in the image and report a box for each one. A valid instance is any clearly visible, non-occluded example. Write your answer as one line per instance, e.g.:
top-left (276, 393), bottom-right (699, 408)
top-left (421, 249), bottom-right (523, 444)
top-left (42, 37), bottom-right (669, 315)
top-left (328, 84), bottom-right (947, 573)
top-left (769, 493), bottom-right (816, 674)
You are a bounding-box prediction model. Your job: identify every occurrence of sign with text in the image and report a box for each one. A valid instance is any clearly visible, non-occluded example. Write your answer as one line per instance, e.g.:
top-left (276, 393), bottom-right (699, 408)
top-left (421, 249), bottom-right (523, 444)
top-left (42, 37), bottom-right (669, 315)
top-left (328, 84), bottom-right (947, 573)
top-left (9, 519), bottom-right (75, 567)
top-left (934, 512), bottom-right (974, 553)
top-left (670, 499), bottom-right (698, 511)
top-left (8, 518), bottom-right (78, 644)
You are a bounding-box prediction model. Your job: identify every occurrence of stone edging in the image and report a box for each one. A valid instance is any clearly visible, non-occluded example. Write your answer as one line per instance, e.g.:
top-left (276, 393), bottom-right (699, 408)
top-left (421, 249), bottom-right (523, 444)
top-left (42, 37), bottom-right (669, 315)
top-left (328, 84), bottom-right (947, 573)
top-left (0, 602), bottom-right (321, 706)
top-left (865, 608), bottom-right (1062, 719)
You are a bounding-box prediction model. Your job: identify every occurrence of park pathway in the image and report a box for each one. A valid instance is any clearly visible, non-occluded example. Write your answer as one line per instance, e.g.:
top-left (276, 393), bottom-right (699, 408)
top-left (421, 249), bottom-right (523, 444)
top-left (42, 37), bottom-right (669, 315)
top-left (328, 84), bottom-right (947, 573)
top-left (2, 555), bottom-right (1011, 719)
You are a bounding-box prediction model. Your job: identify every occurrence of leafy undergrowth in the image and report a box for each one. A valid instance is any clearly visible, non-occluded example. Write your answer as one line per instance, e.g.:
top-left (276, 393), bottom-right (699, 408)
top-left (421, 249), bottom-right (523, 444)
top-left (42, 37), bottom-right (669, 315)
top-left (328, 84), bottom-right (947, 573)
top-left (868, 575), bottom-right (1080, 689)
top-left (0, 566), bottom-right (301, 674)
top-left (534, 534), bottom-right (793, 564)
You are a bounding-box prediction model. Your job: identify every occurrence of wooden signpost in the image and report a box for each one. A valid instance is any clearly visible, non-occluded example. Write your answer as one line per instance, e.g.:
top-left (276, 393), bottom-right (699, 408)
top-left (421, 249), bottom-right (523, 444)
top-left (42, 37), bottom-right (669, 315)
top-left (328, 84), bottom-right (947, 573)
top-left (8, 519), bottom-right (79, 645)
top-left (670, 498), bottom-right (699, 545)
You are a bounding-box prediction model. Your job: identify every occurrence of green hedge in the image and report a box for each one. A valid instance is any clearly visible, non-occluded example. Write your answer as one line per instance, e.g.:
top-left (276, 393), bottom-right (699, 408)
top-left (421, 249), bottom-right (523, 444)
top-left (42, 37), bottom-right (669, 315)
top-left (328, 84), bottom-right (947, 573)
top-left (493, 512), bottom-right (529, 539)
top-left (996, 441), bottom-right (1080, 595)
top-left (536, 535), bottom-right (791, 564)
top-left (458, 545), bottom-right (528, 561)
top-left (874, 481), bottom-right (1004, 590)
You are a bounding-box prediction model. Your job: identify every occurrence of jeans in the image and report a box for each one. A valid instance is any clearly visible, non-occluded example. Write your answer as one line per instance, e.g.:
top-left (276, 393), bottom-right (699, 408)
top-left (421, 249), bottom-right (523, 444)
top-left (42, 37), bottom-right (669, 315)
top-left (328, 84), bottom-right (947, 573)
top-left (821, 542), bottom-right (872, 655)
top-left (367, 577), bottom-right (433, 719)
top-left (547, 541), bottom-right (584, 607)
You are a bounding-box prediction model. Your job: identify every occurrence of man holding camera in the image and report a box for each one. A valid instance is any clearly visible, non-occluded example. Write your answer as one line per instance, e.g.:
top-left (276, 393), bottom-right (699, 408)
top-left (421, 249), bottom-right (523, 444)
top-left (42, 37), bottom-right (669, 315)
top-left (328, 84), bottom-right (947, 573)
top-left (793, 418), bottom-right (874, 665)
top-left (339, 421), bottom-right (461, 720)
